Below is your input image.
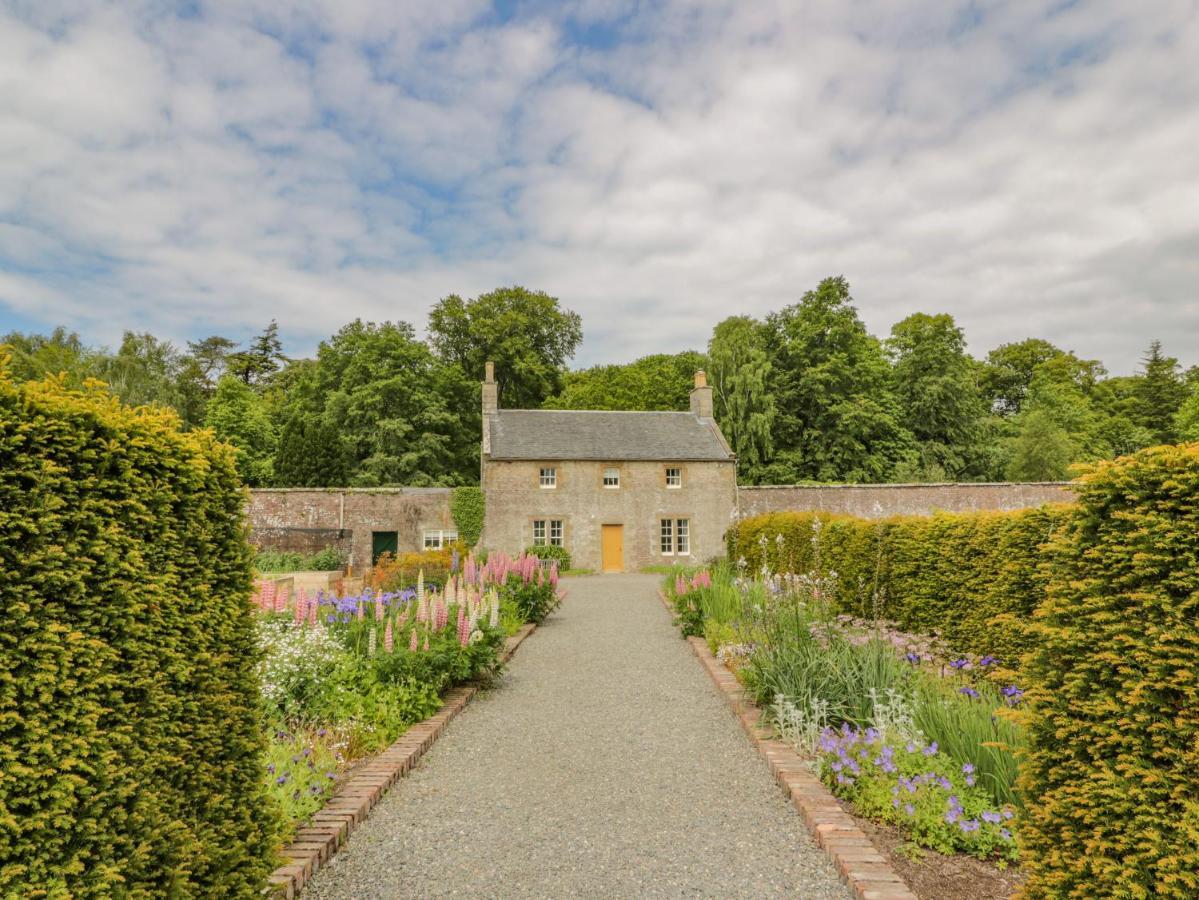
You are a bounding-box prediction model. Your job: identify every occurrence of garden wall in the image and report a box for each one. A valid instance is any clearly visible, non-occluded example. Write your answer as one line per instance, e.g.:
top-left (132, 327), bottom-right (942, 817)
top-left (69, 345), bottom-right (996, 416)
top-left (736, 482), bottom-right (1074, 519)
top-left (248, 488), bottom-right (453, 572)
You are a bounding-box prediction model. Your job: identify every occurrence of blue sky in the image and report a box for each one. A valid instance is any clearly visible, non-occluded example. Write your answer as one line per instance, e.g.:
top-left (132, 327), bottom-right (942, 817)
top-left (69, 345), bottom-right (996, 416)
top-left (1, 0), bottom-right (1197, 373)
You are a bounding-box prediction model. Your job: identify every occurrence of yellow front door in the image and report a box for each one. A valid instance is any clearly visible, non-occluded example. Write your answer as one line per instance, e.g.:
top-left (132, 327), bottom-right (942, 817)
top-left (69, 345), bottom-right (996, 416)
top-left (601, 524), bottom-right (624, 573)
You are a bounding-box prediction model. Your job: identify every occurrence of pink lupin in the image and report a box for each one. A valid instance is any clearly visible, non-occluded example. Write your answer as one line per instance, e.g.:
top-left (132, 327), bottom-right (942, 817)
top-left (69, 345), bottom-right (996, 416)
top-left (308, 597), bottom-right (318, 626)
top-left (549, 562), bottom-right (558, 587)
top-left (384, 620), bottom-right (394, 652)
top-left (409, 627), bottom-right (419, 652)
top-left (423, 634), bottom-right (430, 652)
top-left (294, 591), bottom-right (306, 626)
top-left (375, 594), bottom-right (384, 621)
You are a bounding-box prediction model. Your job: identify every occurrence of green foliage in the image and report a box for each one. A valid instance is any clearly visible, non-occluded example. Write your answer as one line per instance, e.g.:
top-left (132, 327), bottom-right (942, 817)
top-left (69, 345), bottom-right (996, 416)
top-left (205, 374), bottom-right (278, 486)
top-left (816, 728), bottom-right (1018, 861)
top-left (428, 285), bottom-right (583, 409)
top-left (727, 506), bottom-right (1073, 663)
top-left (501, 574), bottom-right (560, 624)
top-left (0, 370), bottom-right (278, 896)
top-left (708, 316), bottom-right (774, 477)
top-left (262, 725), bottom-right (342, 840)
top-left (255, 546), bottom-right (346, 572)
top-left (1175, 383), bottom-right (1199, 441)
top-left (1018, 443), bottom-right (1199, 898)
top-left (886, 313), bottom-right (988, 479)
top-left (226, 320), bottom-right (286, 387)
top-left (524, 543), bottom-right (571, 568)
top-left (1133, 339), bottom-right (1187, 444)
top-left (273, 414), bottom-right (349, 487)
top-left (450, 486), bottom-right (486, 546)
top-left (281, 319), bottom-right (477, 486)
top-left (982, 338), bottom-right (1065, 417)
top-left (544, 351), bottom-right (706, 411)
top-left (763, 276), bottom-right (914, 482)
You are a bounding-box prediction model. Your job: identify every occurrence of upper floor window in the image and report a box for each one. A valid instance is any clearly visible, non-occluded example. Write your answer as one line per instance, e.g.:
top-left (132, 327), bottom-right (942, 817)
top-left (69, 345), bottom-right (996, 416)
top-left (423, 529), bottom-right (458, 550)
top-left (603, 467), bottom-right (620, 488)
top-left (665, 467), bottom-right (682, 488)
top-left (539, 467), bottom-right (557, 488)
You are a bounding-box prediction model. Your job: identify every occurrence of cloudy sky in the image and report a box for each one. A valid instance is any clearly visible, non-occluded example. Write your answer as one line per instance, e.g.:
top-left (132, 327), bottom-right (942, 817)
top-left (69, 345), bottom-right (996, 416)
top-left (1, 0), bottom-right (1197, 373)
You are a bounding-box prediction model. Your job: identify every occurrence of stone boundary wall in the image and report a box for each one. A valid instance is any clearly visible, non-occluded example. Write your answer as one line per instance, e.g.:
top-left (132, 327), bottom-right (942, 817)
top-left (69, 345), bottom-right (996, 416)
top-left (736, 482), bottom-right (1076, 520)
top-left (248, 488), bottom-right (453, 573)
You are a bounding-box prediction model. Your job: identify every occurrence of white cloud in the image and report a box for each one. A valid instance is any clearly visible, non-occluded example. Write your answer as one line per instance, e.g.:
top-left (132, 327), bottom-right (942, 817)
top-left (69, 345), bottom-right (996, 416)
top-left (0, 0), bottom-right (1196, 372)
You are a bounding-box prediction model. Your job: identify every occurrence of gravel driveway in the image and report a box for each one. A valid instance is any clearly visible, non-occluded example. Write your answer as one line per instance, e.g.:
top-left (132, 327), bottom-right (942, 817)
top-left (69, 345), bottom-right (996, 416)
top-left (303, 574), bottom-right (849, 899)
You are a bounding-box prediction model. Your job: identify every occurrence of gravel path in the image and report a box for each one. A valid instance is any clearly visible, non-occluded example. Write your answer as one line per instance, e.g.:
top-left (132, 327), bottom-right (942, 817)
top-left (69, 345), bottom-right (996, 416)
top-left (303, 574), bottom-right (849, 899)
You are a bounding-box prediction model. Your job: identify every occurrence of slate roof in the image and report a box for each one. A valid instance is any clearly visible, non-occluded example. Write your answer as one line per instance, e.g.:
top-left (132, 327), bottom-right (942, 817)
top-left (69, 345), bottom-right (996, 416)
top-left (486, 409), bottom-right (735, 461)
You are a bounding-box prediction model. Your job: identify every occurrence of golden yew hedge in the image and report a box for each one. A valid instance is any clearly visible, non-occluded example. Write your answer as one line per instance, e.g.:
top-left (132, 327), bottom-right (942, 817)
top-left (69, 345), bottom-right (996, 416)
top-left (731, 445), bottom-right (1199, 895)
top-left (727, 504), bottom-right (1072, 662)
top-left (1019, 443), bottom-right (1199, 898)
top-left (0, 370), bottom-right (278, 896)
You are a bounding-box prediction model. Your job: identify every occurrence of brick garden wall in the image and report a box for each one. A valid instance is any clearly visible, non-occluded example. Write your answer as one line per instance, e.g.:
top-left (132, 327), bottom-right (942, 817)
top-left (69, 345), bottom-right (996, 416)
top-left (248, 488), bottom-right (454, 572)
top-left (736, 482), bottom-right (1076, 520)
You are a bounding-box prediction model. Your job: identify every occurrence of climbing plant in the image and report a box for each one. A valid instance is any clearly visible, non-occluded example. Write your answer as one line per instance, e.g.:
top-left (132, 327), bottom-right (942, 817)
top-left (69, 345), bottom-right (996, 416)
top-left (450, 486), bottom-right (485, 547)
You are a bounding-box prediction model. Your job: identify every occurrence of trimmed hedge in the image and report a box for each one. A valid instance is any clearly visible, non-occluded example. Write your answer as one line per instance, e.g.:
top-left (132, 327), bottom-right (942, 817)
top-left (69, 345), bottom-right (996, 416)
top-left (727, 505), bottom-right (1072, 663)
top-left (1019, 443), bottom-right (1199, 897)
top-left (0, 371), bottom-right (278, 896)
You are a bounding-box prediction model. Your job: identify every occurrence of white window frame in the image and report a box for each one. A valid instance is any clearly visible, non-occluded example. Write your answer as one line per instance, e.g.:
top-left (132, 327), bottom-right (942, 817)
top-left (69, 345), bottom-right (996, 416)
top-left (532, 519), bottom-right (547, 545)
top-left (539, 467), bottom-right (557, 489)
top-left (603, 467), bottom-right (620, 489)
top-left (660, 518), bottom-right (674, 555)
top-left (423, 529), bottom-right (458, 550)
top-left (665, 467), bottom-right (682, 488)
top-left (676, 518), bottom-right (690, 556)
top-left (549, 519), bottom-right (564, 547)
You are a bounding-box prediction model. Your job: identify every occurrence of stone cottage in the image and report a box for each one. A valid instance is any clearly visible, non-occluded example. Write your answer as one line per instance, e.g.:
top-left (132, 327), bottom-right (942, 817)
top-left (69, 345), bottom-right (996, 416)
top-left (479, 362), bottom-right (738, 572)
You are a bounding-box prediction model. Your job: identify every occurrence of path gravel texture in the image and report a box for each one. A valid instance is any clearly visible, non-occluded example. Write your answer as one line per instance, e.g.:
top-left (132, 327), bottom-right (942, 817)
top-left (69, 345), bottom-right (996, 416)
top-left (304, 574), bottom-right (849, 899)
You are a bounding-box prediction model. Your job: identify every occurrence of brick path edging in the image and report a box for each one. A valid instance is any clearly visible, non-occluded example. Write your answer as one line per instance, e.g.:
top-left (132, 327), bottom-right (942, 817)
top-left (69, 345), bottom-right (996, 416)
top-left (266, 623), bottom-right (538, 899)
top-left (659, 592), bottom-right (918, 900)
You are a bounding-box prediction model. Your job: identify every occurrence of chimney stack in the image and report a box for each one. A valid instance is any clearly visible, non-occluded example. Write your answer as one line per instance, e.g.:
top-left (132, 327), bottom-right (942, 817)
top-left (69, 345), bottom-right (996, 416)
top-left (689, 369), bottom-right (713, 418)
top-left (482, 361), bottom-right (498, 417)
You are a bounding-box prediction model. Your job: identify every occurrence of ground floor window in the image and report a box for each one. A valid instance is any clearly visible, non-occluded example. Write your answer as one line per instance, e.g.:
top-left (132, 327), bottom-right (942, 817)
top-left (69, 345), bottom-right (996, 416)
top-left (423, 529), bottom-right (458, 549)
top-left (533, 519), bottom-right (564, 546)
top-left (660, 518), bottom-right (690, 555)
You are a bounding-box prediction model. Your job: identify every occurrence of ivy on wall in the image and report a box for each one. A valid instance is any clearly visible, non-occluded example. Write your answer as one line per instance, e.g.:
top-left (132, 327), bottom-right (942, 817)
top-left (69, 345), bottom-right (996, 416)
top-left (450, 486), bottom-right (485, 547)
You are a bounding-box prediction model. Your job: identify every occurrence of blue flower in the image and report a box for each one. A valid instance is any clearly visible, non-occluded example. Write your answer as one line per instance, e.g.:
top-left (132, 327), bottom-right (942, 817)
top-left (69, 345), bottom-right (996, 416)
top-left (959, 686), bottom-right (980, 699)
top-left (959, 818), bottom-right (979, 834)
top-left (923, 742), bottom-right (938, 756)
top-left (979, 655), bottom-right (998, 666)
top-left (981, 810), bottom-right (1001, 824)
top-left (961, 763), bottom-right (975, 775)
top-left (904, 651), bottom-right (920, 665)
top-left (903, 803), bottom-right (915, 816)
top-left (950, 658), bottom-right (969, 670)
top-left (1000, 828), bottom-right (1013, 841)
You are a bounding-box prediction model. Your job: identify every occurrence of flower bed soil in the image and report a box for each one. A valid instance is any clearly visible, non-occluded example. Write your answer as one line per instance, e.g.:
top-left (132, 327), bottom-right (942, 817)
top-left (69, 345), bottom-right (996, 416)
top-left (846, 802), bottom-right (1023, 900)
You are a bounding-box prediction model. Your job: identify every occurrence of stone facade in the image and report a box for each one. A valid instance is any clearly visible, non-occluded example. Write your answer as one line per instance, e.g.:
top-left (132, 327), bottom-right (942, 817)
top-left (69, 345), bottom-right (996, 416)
top-left (480, 458), bottom-right (738, 571)
top-left (248, 488), bottom-right (453, 573)
top-left (736, 481), bottom-right (1075, 520)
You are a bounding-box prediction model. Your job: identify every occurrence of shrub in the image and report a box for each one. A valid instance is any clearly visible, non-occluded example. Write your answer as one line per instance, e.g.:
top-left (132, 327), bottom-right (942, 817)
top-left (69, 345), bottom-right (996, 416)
top-left (727, 505), bottom-right (1072, 662)
top-left (450, 486), bottom-right (485, 547)
top-left (502, 575), bottom-right (560, 624)
top-left (0, 371), bottom-right (277, 896)
top-left (1019, 443), bottom-right (1199, 897)
top-left (255, 545), bottom-right (346, 573)
top-left (525, 544), bottom-right (571, 569)
top-left (369, 549), bottom-right (453, 592)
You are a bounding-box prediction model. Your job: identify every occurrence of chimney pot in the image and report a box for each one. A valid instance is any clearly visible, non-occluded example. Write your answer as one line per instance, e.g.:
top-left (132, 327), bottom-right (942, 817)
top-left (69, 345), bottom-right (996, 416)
top-left (485, 361), bottom-right (495, 382)
top-left (694, 369), bottom-right (708, 389)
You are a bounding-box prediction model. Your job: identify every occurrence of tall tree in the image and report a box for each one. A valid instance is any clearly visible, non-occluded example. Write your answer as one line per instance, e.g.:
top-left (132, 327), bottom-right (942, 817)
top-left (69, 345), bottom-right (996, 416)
top-left (763, 276), bottom-right (913, 482)
top-left (886, 313), bottom-right (987, 479)
top-left (1, 328), bottom-right (101, 385)
top-left (544, 351), bottom-right (706, 411)
top-left (284, 319), bottom-right (477, 486)
top-left (707, 316), bottom-right (774, 479)
top-left (204, 375), bottom-right (277, 486)
top-left (428, 286), bottom-right (583, 408)
top-left (982, 338), bottom-right (1065, 416)
top-left (96, 331), bottom-right (186, 412)
top-left (227, 321), bottom-right (286, 387)
top-left (273, 414), bottom-right (349, 487)
top-left (176, 335), bottom-right (237, 428)
top-left (1175, 383), bottom-right (1199, 442)
top-left (1133, 339), bottom-right (1187, 444)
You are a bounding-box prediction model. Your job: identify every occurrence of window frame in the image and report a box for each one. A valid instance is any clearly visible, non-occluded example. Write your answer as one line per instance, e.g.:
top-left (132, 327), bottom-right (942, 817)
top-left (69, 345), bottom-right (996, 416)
top-left (549, 519), bottom-right (564, 547)
top-left (660, 517), bottom-right (675, 555)
top-left (423, 529), bottom-right (459, 550)
top-left (532, 519), bottom-right (547, 546)
top-left (675, 518), bottom-right (690, 556)
top-left (539, 466), bottom-right (557, 489)
top-left (665, 466), bottom-right (683, 489)
top-left (602, 466), bottom-right (620, 489)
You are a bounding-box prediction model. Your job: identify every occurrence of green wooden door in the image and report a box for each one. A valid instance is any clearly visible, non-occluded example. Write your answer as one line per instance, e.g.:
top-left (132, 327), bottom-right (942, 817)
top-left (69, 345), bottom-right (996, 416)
top-left (371, 531), bottom-right (398, 564)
